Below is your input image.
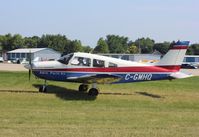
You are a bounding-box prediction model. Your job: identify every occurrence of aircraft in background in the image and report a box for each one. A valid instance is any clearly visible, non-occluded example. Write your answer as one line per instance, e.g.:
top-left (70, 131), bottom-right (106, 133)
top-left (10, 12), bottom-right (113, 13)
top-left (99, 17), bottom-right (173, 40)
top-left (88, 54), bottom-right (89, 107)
top-left (25, 41), bottom-right (191, 96)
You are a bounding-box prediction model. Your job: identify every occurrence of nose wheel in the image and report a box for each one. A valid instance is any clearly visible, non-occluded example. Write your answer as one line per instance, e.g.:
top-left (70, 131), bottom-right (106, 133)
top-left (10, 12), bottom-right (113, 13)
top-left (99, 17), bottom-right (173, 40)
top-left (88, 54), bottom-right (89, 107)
top-left (39, 80), bottom-right (47, 93)
top-left (39, 85), bottom-right (47, 93)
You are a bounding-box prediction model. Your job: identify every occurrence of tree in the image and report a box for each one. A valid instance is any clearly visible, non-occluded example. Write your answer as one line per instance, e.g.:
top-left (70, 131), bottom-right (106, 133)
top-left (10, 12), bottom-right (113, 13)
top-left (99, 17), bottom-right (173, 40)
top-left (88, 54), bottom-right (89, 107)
top-left (189, 44), bottom-right (199, 55)
top-left (187, 47), bottom-right (194, 55)
top-left (82, 46), bottom-right (93, 53)
top-left (0, 34), bottom-right (13, 51)
top-left (10, 34), bottom-right (24, 49)
top-left (64, 40), bottom-right (83, 55)
top-left (93, 38), bottom-right (109, 53)
top-left (0, 35), bottom-right (5, 50)
top-left (38, 34), bottom-right (50, 48)
top-left (135, 38), bottom-right (155, 53)
top-left (0, 34), bottom-right (88, 54)
top-left (153, 42), bottom-right (170, 54)
top-left (38, 34), bottom-right (71, 53)
top-left (24, 36), bottom-right (40, 48)
top-left (48, 35), bottom-right (70, 53)
top-left (106, 35), bottom-right (129, 53)
top-left (127, 44), bottom-right (139, 54)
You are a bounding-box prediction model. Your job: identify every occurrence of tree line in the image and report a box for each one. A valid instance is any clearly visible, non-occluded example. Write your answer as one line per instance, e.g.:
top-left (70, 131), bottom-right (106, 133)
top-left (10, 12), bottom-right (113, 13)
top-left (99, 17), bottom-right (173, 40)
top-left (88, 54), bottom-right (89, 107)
top-left (0, 33), bottom-right (198, 55)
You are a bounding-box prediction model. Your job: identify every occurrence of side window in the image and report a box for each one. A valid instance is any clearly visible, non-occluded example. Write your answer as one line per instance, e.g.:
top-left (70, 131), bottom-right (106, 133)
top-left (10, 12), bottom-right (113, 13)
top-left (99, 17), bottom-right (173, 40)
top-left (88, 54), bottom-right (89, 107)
top-left (93, 59), bottom-right (105, 67)
top-left (108, 62), bottom-right (117, 67)
top-left (71, 56), bottom-right (91, 66)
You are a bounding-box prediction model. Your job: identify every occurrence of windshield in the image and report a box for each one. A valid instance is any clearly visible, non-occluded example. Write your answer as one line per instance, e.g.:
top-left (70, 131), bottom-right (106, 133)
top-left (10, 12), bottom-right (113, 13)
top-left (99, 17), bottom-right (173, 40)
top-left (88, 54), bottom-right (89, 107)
top-left (58, 53), bottom-right (73, 65)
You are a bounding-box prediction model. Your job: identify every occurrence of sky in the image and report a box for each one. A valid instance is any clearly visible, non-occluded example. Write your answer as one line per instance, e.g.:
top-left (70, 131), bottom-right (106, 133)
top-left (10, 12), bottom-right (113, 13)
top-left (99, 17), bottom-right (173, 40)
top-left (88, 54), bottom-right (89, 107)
top-left (0, 0), bottom-right (198, 47)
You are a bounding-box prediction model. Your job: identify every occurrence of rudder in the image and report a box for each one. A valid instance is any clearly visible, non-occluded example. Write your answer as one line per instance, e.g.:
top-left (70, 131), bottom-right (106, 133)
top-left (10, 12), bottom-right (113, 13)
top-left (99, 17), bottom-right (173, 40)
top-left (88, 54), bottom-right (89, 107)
top-left (157, 41), bottom-right (189, 68)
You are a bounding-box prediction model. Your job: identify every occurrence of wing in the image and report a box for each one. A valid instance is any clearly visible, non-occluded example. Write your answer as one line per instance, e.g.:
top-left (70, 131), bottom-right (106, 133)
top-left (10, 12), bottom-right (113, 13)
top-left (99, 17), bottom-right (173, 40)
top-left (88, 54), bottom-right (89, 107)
top-left (67, 74), bottom-right (122, 84)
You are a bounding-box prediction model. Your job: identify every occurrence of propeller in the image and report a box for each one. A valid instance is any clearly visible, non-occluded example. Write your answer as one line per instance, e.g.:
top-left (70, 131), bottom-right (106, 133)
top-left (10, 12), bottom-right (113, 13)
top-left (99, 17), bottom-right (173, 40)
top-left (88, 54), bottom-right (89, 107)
top-left (28, 51), bottom-right (32, 81)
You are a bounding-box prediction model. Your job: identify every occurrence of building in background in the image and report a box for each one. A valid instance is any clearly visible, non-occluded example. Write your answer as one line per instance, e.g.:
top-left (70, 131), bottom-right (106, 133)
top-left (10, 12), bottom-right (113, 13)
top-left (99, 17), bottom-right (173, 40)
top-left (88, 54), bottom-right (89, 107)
top-left (101, 53), bottom-right (199, 65)
top-left (7, 48), bottom-right (61, 63)
top-left (0, 50), bottom-right (7, 61)
top-left (184, 55), bottom-right (199, 66)
top-left (101, 53), bottom-right (161, 63)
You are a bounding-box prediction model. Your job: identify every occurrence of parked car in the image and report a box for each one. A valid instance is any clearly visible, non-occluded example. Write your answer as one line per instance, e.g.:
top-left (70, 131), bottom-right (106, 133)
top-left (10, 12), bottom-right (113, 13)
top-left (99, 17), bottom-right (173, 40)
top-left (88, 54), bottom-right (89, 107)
top-left (0, 57), bottom-right (3, 63)
top-left (11, 58), bottom-right (20, 64)
top-left (181, 63), bottom-right (198, 69)
top-left (20, 58), bottom-right (29, 64)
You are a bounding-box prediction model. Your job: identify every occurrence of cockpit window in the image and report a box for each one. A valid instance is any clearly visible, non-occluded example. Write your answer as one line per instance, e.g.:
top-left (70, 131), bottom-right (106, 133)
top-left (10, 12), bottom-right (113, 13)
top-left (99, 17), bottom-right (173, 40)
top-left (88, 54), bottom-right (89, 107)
top-left (93, 59), bottom-right (105, 67)
top-left (58, 53), bottom-right (73, 65)
top-left (71, 56), bottom-right (91, 67)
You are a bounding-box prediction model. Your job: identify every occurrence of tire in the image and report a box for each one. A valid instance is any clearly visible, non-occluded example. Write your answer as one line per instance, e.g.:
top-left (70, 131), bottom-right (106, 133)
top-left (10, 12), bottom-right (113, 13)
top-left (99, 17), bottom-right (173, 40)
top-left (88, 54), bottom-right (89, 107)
top-left (17, 60), bottom-right (20, 64)
top-left (39, 86), bottom-right (47, 93)
top-left (39, 87), bottom-right (43, 92)
top-left (88, 88), bottom-right (99, 96)
top-left (79, 84), bottom-right (88, 92)
top-left (43, 87), bottom-right (47, 93)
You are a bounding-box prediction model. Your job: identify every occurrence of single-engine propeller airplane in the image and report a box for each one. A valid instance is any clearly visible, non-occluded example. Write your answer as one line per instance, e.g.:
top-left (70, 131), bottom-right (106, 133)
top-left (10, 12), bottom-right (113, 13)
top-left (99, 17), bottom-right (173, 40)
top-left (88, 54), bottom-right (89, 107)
top-left (25, 41), bottom-right (191, 96)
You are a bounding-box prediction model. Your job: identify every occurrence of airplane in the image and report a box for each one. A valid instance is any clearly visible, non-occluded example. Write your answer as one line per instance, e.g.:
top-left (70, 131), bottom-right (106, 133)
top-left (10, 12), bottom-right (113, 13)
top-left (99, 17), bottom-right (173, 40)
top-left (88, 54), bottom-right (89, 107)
top-left (25, 41), bottom-right (191, 96)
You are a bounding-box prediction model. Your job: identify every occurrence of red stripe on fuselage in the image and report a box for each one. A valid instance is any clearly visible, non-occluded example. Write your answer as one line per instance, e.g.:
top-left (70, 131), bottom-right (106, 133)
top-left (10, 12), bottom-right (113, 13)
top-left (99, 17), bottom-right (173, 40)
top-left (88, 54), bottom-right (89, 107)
top-left (170, 46), bottom-right (188, 50)
top-left (34, 65), bottom-right (181, 72)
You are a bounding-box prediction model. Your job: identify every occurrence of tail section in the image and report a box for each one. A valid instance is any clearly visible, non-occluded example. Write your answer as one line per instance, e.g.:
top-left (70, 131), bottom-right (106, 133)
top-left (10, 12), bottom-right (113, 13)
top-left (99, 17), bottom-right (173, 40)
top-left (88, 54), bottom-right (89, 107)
top-left (157, 41), bottom-right (190, 69)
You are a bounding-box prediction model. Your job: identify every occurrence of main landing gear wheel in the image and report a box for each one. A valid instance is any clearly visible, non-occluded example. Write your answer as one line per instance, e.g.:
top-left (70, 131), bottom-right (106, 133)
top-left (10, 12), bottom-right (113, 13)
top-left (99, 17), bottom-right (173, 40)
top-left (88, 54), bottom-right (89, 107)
top-left (79, 84), bottom-right (89, 92)
top-left (88, 88), bottom-right (99, 96)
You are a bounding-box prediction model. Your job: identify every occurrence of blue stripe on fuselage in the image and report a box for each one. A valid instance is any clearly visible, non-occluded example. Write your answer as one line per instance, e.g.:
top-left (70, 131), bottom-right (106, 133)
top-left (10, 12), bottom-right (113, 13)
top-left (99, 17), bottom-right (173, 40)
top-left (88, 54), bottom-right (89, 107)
top-left (32, 70), bottom-right (171, 83)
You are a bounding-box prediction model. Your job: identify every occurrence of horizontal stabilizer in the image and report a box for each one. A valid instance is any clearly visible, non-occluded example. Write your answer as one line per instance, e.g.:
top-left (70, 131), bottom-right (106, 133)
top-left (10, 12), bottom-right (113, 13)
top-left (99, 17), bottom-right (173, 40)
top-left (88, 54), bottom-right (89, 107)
top-left (170, 72), bottom-right (192, 79)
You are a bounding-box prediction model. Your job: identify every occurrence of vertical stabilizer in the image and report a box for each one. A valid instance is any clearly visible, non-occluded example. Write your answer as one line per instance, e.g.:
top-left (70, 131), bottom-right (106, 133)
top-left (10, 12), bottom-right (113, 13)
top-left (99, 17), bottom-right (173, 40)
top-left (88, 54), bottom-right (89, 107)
top-left (157, 41), bottom-right (189, 67)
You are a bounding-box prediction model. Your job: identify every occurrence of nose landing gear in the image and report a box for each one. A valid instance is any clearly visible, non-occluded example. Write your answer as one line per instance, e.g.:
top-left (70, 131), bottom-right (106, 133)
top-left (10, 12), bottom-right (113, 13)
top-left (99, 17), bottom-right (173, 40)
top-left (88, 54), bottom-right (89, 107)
top-left (39, 80), bottom-right (47, 93)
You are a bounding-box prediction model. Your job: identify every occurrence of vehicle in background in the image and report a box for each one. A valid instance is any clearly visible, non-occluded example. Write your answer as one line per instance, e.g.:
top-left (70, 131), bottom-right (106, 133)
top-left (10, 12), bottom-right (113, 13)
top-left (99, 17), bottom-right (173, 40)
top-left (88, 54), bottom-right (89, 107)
top-left (0, 57), bottom-right (3, 63)
top-left (20, 58), bottom-right (29, 64)
top-left (11, 58), bottom-right (20, 64)
top-left (181, 63), bottom-right (198, 69)
top-left (12, 57), bottom-right (40, 64)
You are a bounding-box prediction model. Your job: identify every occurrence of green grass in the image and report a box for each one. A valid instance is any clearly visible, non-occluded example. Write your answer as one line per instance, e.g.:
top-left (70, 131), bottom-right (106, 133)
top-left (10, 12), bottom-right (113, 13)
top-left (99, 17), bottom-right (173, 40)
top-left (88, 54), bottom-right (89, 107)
top-left (0, 71), bottom-right (199, 137)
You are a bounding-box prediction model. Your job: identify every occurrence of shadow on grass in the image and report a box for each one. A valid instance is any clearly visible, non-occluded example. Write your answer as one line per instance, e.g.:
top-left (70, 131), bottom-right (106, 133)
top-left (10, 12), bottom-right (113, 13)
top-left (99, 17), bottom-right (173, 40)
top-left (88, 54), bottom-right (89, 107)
top-left (0, 90), bottom-right (38, 94)
top-left (33, 84), bottom-right (97, 101)
top-left (0, 85), bottom-right (162, 100)
top-left (135, 91), bottom-right (163, 98)
top-left (100, 92), bottom-right (135, 96)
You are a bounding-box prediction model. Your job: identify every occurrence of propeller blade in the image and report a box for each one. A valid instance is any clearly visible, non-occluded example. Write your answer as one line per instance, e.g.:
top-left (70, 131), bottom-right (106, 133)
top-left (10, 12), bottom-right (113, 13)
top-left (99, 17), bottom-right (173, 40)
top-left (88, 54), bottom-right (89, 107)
top-left (28, 50), bottom-right (32, 81)
top-left (29, 69), bottom-right (31, 81)
top-left (29, 55), bottom-right (31, 68)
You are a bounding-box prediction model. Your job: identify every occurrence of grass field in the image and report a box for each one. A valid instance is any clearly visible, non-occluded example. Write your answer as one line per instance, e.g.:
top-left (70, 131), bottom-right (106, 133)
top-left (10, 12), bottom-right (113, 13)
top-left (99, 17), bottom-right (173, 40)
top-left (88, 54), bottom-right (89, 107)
top-left (0, 71), bottom-right (199, 137)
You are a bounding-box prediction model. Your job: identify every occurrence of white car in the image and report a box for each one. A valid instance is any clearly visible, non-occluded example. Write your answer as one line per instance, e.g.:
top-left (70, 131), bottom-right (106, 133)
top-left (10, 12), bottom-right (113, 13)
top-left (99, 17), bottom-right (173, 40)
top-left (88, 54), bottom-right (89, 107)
top-left (0, 57), bottom-right (3, 62)
top-left (20, 58), bottom-right (29, 64)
